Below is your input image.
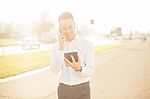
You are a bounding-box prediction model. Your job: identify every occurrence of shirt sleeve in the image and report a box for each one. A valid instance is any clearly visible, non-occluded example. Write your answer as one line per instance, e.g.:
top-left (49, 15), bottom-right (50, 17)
top-left (80, 41), bottom-right (95, 77)
top-left (50, 44), bottom-right (64, 74)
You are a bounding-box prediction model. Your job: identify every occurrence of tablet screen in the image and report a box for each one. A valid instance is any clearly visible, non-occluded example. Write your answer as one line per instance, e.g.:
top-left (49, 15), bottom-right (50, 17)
top-left (64, 52), bottom-right (78, 62)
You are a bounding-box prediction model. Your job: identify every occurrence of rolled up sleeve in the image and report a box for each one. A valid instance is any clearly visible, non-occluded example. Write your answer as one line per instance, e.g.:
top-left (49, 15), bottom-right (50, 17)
top-left (80, 42), bottom-right (95, 77)
top-left (50, 44), bottom-right (64, 74)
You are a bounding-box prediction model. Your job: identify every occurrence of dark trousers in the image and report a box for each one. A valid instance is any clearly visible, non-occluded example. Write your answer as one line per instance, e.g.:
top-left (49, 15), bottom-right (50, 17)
top-left (58, 81), bottom-right (90, 99)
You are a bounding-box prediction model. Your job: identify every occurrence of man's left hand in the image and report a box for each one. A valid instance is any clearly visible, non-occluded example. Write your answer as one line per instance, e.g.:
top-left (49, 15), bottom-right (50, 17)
top-left (64, 55), bottom-right (81, 71)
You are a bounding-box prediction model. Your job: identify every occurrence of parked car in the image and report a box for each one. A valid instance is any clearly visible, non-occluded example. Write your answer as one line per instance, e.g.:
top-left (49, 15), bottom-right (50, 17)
top-left (22, 36), bottom-right (40, 50)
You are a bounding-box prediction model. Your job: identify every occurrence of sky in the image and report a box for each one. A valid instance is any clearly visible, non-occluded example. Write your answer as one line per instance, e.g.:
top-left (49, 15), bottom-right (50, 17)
top-left (0, 0), bottom-right (150, 33)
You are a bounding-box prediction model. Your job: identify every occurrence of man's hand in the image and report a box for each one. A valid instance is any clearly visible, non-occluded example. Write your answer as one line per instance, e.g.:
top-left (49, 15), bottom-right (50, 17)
top-left (58, 33), bottom-right (65, 50)
top-left (64, 55), bottom-right (82, 72)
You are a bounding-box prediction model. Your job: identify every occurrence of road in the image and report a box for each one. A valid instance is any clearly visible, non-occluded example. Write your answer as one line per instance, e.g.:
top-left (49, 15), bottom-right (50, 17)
top-left (0, 39), bottom-right (150, 99)
top-left (91, 39), bottom-right (150, 99)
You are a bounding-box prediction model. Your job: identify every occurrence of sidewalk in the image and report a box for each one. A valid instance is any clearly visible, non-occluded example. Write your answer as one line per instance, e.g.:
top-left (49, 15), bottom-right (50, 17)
top-left (0, 67), bottom-right (58, 99)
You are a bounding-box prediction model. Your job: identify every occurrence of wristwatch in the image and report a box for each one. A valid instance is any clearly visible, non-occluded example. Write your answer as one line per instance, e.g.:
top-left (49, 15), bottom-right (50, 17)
top-left (75, 66), bottom-right (82, 72)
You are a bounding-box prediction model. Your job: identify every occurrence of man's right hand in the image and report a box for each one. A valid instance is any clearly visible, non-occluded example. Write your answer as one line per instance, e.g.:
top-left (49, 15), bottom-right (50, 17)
top-left (58, 33), bottom-right (65, 50)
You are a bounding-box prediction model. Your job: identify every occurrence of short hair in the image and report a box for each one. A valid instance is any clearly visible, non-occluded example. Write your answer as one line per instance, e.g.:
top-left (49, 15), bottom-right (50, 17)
top-left (58, 12), bottom-right (74, 22)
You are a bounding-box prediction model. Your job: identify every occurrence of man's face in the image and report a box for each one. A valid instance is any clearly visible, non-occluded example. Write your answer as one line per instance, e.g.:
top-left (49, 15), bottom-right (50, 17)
top-left (59, 18), bottom-right (76, 42)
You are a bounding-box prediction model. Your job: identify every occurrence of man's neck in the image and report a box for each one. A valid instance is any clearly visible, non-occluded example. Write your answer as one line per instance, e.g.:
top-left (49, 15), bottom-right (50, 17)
top-left (67, 34), bottom-right (76, 42)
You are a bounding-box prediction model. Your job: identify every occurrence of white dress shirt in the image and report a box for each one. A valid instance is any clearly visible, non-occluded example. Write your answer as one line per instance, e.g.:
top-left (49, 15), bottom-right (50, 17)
top-left (51, 35), bottom-right (95, 85)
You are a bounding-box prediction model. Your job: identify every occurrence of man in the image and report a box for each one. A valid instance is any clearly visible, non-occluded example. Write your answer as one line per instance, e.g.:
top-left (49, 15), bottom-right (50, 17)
top-left (51, 12), bottom-right (95, 99)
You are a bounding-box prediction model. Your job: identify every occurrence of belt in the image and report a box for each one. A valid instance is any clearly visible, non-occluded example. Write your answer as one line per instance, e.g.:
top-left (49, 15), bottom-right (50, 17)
top-left (59, 81), bottom-right (89, 87)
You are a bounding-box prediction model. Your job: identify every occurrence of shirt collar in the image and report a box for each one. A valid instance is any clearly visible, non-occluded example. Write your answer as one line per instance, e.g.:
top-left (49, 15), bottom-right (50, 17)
top-left (73, 34), bottom-right (79, 41)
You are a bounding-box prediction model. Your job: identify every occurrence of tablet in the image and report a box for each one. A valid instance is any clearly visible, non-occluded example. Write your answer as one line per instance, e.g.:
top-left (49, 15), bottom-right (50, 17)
top-left (64, 52), bottom-right (78, 62)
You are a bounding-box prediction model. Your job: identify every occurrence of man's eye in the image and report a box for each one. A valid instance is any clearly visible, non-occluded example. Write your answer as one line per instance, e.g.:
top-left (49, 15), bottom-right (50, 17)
top-left (69, 26), bottom-right (73, 29)
top-left (63, 28), bottom-right (67, 30)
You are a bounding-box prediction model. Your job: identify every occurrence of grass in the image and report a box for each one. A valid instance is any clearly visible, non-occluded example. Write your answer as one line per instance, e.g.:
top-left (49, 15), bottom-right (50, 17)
top-left (0, 38), bottom-right (20, 46)
top-left (0, 50), bottom-right (51, 78)
top-left (94, 41), bottom-right (128, 53)
top-left (0, 41), bottom-right (128, 79)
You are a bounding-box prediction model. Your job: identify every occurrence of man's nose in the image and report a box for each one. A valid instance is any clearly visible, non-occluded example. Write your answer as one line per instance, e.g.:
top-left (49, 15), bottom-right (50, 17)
top-left (65, 29), bottom-right (71, 34)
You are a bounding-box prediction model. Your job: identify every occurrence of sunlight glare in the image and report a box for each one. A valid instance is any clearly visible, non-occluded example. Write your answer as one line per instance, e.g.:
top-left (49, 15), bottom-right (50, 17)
top-left (0, 0), bottom-right (150, 33)
top-left (0, 0), bottom-right (49, 23)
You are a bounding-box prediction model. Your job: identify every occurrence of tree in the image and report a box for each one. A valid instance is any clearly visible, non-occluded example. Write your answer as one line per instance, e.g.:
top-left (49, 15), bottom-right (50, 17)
top-left (111, 27), bottom-right (122, 36)
top-left (0, 23), bottom-right (13, 38)
top-left (32, 11), bottom-right (54, 36)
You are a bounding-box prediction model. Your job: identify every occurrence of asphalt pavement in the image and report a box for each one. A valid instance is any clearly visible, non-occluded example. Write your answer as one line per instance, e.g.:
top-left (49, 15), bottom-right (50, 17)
top-left (0, 39), bottom-right (150, 99)
top-left (91, 39), bottom-right (150, 99)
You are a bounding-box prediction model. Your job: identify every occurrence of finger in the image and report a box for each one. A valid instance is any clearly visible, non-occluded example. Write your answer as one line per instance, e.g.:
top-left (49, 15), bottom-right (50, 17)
top-left (60, 35), bottom-right (64, 39)
top-left (58, 33), bottom-right (63, 38)
top-left (58, 33), bottom-right (63, 36)
top-left (78, 56), bottom-right (80, 63)
top-left (59, 33), bottom-right (64, 37)
top-left (71, 55), bottom-right (76, 63)
top-left (64, 59), bottom-right (70, 67)
top-left (65, 57), bottom-right (75, 67)
top-left (64, 57), bottom-right (71, 63)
